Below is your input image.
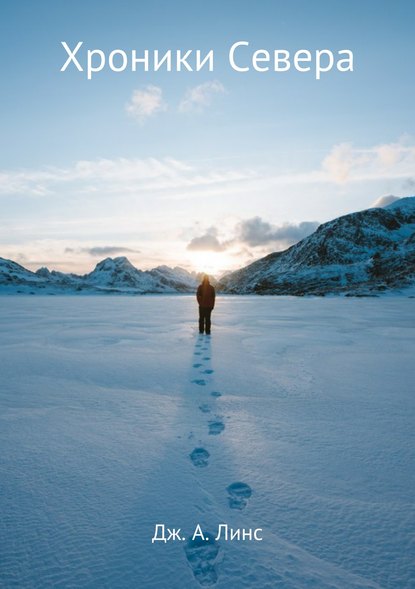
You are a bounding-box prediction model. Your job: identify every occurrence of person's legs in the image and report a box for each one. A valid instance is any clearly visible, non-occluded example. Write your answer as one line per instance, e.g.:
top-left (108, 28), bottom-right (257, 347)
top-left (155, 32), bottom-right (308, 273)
top-left (205, 309), bottom-right (212, 334)
top-left (198, 306), bottom-right (204, 333)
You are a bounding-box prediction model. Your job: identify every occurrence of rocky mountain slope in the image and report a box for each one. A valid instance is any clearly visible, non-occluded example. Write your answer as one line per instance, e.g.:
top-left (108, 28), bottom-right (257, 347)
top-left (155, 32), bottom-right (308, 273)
top-left (219, 197), bottom-right (415, 295)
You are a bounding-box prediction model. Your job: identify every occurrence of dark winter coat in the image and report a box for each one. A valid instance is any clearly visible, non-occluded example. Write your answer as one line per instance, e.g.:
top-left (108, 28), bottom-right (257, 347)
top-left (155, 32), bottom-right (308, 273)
top-left (197, 283), bottom-right (215, 309)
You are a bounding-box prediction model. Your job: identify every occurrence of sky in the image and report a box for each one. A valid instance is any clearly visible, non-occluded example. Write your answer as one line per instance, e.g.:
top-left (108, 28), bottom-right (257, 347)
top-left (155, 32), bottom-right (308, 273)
top-left (1, 0), bottom-right (415, 275)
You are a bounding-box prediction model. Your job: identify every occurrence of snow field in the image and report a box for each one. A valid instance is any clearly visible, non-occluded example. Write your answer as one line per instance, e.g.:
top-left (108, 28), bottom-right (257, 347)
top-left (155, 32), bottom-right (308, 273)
top-left (0, 296), bottom-right (414, 588)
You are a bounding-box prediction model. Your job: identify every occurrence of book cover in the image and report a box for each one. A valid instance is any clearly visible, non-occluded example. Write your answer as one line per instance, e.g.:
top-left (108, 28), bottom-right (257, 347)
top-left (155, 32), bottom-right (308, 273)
top-left (1, 2), bottom-right (414, 588)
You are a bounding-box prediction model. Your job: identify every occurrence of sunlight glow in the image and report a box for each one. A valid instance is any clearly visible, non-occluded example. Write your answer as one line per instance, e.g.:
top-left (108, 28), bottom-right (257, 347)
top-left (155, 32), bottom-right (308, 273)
top-left (188, 250), bottom-right (234, 277)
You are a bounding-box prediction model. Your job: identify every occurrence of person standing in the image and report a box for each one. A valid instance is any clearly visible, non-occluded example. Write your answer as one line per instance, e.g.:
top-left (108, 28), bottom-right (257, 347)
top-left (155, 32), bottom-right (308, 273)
top-left (197, 275), bottom-right (215, 335)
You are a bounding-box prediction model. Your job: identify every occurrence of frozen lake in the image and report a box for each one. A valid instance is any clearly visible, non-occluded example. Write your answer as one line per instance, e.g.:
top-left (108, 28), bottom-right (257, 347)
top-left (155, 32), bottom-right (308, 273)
top-left (1, 296), bottom-right (414, 589)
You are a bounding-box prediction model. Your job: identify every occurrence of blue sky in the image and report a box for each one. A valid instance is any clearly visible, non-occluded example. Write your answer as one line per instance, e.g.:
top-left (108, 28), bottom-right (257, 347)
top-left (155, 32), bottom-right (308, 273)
top-left (1, 0), bottom-right (414, 274)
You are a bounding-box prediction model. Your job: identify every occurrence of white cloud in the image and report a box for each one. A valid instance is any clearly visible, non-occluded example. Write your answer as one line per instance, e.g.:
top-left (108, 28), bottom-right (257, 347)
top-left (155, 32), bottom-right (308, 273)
top-left (125, 85), bottom-right (166, 123)
top-left (78, 246), bottom-right (141, 256)
top-left (3, 137), bottom-right (413, 203)
top-left (322, 143), bottom-right (369, 183)
top-left (187, 227), bottom-right (227, 252)
top-left (186, 218), bottom-right (320, 253)
top-left (371, 195), bottom-right (401, 208)
top-left (0, 157), bottom-right (256, 200)
top-left (179, 80), bottom-right (226, 113)
top-left (236, 217), bottom-right (319, 248)
top-left (322, 138), bottom-right (415, 184)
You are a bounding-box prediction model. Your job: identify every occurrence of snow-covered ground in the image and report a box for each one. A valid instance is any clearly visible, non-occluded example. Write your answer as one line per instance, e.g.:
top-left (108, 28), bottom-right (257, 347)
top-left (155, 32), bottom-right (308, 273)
top-left (1, 296), bottom-right (414, 589)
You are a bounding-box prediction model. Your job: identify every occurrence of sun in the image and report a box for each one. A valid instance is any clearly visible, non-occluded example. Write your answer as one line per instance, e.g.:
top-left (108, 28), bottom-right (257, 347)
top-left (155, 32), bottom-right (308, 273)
top-left (188, 251), bottom-right (232, 277)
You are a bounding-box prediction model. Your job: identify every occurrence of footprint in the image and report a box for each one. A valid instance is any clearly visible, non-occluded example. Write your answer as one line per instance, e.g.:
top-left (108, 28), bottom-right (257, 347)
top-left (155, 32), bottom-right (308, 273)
top-left (202, 369), bottom-right (214, 374)
top-left (226, 482), bottom-right (252, 510)
top-left (184, 534), bottom-right (220, 586)
top-left (199, 404), bottom-right (211, 413)
top-left (190, 447), bottom-right (210, 468)
top-left (208, 420), bottom-right (225, 436)
top-left (194, 352), bottom-right (202, 356)
top-left (193, 363), bottom-right (203, 368)
top-left (192, 379), bottom-right (206, 386)
top-left (203, 356), bottom-right (210, 361)
top-left (211, 391), bottom-right (222, 398)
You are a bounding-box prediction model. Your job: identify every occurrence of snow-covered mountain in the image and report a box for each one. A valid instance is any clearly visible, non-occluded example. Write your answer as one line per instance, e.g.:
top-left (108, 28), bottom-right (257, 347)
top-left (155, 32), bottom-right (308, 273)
top-left (2, 197), bottom-right (415, 296)
top-left (0, 256), bottom-right (198, 295)
top-left (35, 266), bottom-right (83, 286)
top-left (149, 265), bottom-right (199, 292)
top-left (0, 258), bottom-right (44, 287)
top-left (219, 197), bottom-right (415, 296)
top-left (84, 257), bottom-right (157, 292)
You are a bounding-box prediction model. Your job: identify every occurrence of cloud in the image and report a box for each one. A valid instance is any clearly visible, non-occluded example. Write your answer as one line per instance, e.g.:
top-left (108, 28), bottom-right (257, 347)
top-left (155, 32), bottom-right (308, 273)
top-left (83, 246), bottom-right (140, 256)
top-left (2, 133), bottom-right (414, 202)
top-left (186, 217), bottom-right (320, 254)
top-left (186, 227), bottom-right (227, 252)
top-left (179, 80), bottom-right (225, 113)
top-left (371, 195), bottom-right (401, 208)
top-left (322, 143), bottom-right (366, 183)
top-left (236, 217), bottom-right (319, 248)
top-left (2, 137), bottom-right (414, 205)
top-left (322, 138), bottom-right (415, 184)
top-left (0, 156), bottom-right (254, 199)
top-left (125, 85), bottom-right (166, 123)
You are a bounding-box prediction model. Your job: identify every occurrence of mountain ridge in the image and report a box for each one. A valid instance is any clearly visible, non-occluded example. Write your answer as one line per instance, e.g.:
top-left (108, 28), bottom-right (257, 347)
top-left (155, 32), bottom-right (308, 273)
top-left (1, 197), bottom-right (415, 296)
top-left (219, 196), bottom-right (415, 296)
top-left (0, 255), bottom-right (199, 295)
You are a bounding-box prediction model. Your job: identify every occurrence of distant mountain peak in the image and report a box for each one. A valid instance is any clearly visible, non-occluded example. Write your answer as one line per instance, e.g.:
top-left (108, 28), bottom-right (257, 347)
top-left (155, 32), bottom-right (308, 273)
top-left (94, 256), bottom-right (135, 269)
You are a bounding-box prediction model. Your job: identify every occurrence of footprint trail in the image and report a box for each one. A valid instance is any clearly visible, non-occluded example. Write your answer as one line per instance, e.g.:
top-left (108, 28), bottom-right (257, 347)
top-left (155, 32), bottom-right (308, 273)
top-left (226, 482), bottom-right (252, 510)
top-left (187, 333), bottom-right (242, 585)
top-left (190, 447), bottom-right (210, 468)
top-left (184, 534), bottom-right (220, 586)
top-left (208, 419), bottom-right (225, 436)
